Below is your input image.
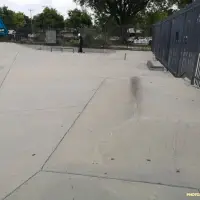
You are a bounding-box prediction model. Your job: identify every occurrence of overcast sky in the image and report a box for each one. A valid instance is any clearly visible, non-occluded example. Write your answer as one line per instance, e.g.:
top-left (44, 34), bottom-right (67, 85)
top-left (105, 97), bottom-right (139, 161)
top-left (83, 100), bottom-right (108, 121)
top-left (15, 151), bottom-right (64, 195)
top-left (0, 0), bottom-right (79, 18)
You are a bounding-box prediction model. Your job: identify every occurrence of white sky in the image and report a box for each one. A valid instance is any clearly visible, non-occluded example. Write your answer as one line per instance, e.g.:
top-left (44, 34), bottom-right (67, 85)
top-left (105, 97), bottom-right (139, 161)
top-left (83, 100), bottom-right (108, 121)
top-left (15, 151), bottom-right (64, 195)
top-left (0, 0), bottom-right (79, 18)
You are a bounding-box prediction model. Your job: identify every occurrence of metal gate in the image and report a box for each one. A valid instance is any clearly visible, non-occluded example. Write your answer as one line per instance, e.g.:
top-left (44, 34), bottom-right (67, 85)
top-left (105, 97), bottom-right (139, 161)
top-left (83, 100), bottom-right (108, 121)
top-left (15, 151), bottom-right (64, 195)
top-left (152, 1), bottom-right (200, 86)
top-left (179, 9), bottom-right (199, 79)
top-left (194, 53), bottom-right (200, 86)
top-left (160, 20), bottom-right (172, 66)
top-left (168, 14), bottom-right (185, 76)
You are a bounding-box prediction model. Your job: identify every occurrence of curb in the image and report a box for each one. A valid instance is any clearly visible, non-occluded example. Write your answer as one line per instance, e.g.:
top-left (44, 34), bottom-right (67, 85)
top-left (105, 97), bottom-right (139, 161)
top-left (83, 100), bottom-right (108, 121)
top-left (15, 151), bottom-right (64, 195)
top-left (147, 60), bottom-right (164, 71)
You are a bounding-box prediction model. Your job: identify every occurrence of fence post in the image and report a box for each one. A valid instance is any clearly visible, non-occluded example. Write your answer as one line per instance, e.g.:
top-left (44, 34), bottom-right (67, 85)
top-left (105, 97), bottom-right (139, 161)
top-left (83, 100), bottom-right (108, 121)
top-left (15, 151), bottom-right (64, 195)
top-left (166, 20), bottom-right (173, 71)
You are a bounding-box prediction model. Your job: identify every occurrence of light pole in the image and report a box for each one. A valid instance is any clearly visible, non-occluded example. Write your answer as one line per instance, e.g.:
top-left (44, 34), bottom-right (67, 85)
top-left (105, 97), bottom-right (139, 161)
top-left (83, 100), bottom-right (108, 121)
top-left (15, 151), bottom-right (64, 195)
top-left (42, 6), bottom-right (46, 32)
top-left (29, 9), bottom-right (33, 34)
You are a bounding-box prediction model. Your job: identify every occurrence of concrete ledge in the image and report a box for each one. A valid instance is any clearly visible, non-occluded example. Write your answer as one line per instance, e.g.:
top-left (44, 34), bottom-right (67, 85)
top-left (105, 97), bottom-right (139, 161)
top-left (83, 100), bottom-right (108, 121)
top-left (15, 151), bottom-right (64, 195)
top-left (147, 60), bottom-right (164, 71)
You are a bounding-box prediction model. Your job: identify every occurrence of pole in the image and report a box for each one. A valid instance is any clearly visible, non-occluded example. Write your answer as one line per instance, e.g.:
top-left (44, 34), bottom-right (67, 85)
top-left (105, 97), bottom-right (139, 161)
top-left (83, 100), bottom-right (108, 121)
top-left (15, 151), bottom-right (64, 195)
top-left (29, 9), bottom-right (33, 34)
top-left (42, 6), bottom-right (46, 32)
top-left (124, 53), bottom-right (127, 60)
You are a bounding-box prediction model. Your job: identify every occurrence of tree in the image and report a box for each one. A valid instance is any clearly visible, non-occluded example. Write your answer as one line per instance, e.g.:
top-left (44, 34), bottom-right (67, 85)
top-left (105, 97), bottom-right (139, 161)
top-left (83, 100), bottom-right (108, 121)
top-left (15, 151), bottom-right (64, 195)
top-left (150, 0), bottom-right (193, 11)
top-left (65, 9), bottom-right (92, 28)
top-left (94, 12), bottom-right (117, 30)
top-left (0, 6), bottom-right (30, 30)
top-left (14, 12), bottom-right (26, 29)
top-left (33, 7), bottom-right (64, 30)
top-left (0, 6), bottom-right (16, 29)
top-left (75, 0), bottom-right (150, 25)
top-left (132, 0), bottom-right (174, 36)
top-left (23, 15), bottom-right (31, 28)
top-left (143, 0), bottom-right (192, 26)
top-left (175, 0), bottom-right (193, 8)
top-left (16, 14), bottom-right (32, 36)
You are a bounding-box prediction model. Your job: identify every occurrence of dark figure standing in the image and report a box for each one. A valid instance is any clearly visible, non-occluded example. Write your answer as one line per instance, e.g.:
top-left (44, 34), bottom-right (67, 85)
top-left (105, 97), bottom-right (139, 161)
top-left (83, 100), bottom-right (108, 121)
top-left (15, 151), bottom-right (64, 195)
top-left (78, 33), bottom-right (83, 53)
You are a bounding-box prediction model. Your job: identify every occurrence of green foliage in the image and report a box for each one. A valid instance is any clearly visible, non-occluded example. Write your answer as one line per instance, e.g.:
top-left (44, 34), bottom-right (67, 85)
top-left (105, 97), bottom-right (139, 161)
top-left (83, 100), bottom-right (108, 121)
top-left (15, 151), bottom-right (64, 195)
top-left (0, 6), bottom-right (16, 29)
top-left (94, 13), bottom-right (118, 30)
top-left (65, 9), bottom-right (92, 28)
top-left (149, 0), bottom-right (193, 11)
top-left (67, 39), bottom-right (79, 46)
top-left (0, 6), bottom-right (30, 30)
top-left (74, 0), bottom-right (150, 25)
top-left (147, 11), bottom-right (168, 24)
top-left (134, 0), bottom-right (182, 35)
top-left (14, 12), bottom-right (26, 29)
top-left (133, 0), bottom-right (193, 34)
top-left (177, 0), bottom-right (193, 8)
top-left (33, 7), bottom-right (64, 30)
top-left (0, 0), bottom-right (194, 36)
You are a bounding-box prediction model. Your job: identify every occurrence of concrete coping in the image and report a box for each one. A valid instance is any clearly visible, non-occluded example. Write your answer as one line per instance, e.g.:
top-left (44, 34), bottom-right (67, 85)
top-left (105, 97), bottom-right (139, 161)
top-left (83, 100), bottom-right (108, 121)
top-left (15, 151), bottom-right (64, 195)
top-left (147, 60), bottom-right (164, 71)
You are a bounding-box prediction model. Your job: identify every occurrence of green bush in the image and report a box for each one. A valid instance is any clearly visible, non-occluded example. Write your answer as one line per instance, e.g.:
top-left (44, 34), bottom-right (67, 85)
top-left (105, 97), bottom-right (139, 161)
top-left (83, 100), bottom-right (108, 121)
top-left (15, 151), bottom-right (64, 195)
top-left (83, 34), bottom-right (105, 48)
top-left (64, 39), bottom-right (79, 47)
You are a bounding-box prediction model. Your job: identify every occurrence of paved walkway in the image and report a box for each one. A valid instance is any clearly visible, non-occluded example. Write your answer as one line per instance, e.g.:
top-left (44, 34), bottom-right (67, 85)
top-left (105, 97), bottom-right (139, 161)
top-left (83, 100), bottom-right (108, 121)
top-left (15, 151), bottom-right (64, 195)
top-left (0, 43), bottom-right (200, 199)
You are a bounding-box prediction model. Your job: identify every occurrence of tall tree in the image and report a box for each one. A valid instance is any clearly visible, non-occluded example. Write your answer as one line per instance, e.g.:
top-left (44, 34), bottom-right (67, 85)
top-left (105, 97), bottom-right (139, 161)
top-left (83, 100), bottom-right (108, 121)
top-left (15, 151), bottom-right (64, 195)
top-left (150, 0), bottom-right (193, 11)
top-left (176, 0), bottom-right (193, 8)
top-left (75, 0), bottom-right (150, 25)
top-left (14, 12), bottom-right (26, 29)
top-left (33, 7), bottom-right (64, 30)
top-left (0, 6), bottom-right (16, 29)
top-left (132, 0), bottom-right (177, 36)
top-left (16, 14), bottom-right (32, 36)
top-left (0, 6), bottom-right (30, 30)
top-left (65, 9), bottom-right (92, 28)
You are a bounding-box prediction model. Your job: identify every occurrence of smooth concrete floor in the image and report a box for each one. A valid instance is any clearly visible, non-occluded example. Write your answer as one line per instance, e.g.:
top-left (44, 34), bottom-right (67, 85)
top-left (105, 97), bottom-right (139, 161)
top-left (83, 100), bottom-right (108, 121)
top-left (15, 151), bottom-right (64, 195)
top-left (0, 43), bottom-right (200, 199)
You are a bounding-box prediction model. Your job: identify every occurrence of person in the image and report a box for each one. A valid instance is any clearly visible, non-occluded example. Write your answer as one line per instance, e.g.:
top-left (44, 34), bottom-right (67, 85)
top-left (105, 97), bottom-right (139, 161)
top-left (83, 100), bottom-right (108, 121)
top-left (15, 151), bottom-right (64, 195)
top-left (148, 39), bottom-right (152, 51)
top-left (78, 33), bottom-right (83, 53)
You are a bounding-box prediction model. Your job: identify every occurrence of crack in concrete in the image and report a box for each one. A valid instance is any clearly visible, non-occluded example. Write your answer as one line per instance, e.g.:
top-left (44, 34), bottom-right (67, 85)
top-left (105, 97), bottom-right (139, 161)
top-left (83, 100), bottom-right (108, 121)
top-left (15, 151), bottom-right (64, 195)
top-left (42, 170), bottom-right (199, 191)
top-left (2, 170), bottom-right (41, 200)
top-left (41, 78), bottom-right (106, 170)
top-left (2, 76), bottom-right (199, 198)
top-left (2, 167), bottom-right (198, 200)
top-left (1, 78), bottom-right (106, 200)
top-left (0, 105), bottom-right (79, 115)
top-left (0, 52), bottom-right (19, 91)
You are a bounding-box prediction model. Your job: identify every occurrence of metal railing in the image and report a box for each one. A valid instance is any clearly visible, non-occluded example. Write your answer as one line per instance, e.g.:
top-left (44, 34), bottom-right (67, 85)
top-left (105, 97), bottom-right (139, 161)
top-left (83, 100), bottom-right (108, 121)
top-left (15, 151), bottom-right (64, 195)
top-left (50, 46), bottom-right (75, 53)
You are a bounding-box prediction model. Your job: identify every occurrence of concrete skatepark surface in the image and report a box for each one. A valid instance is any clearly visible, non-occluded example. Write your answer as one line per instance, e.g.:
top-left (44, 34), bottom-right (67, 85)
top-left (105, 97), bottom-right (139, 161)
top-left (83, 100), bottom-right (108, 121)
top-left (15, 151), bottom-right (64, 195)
top-left (0, 43), bottom-right (200, 199)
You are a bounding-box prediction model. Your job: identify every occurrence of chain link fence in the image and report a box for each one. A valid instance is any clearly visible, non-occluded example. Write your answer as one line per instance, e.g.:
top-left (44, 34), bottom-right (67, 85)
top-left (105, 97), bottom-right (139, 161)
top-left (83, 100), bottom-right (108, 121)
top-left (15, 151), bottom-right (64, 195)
top-left (8, 23), bottom-right (151, 51)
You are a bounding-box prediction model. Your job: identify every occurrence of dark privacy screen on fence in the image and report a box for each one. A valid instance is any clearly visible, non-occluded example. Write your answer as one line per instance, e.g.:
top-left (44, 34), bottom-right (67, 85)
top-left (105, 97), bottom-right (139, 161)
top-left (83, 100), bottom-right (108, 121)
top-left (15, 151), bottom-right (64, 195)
top-left (152, 0), bottom-right (200, 86)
